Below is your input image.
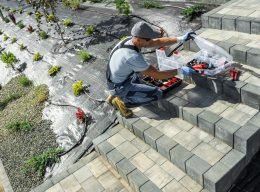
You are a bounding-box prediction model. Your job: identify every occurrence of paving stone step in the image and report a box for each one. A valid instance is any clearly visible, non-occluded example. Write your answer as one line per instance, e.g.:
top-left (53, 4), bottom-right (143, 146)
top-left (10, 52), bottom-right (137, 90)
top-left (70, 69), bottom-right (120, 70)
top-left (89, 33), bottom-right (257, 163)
top-left (201, 0), bottom-right (260, 34)
top-left (184, 28), bottom-right (260, 69)
top-left (93, 124), bottom-right (205, 192)
top-left (114, 112), bottom-right (251, 192)
top-left (32, 151), bottom-right (132, 192)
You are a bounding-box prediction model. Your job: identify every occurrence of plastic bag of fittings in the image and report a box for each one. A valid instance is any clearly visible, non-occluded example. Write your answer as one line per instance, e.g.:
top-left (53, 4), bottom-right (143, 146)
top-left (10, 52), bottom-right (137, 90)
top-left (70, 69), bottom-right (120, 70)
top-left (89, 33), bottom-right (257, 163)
top-left (189, 35), bottom-right (234, 76)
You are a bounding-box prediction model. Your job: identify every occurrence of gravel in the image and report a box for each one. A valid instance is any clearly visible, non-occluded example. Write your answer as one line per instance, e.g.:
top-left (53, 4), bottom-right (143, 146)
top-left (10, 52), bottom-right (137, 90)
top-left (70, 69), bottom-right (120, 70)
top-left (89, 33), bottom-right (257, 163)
top-left (0, 75), bottom-right (58, 192)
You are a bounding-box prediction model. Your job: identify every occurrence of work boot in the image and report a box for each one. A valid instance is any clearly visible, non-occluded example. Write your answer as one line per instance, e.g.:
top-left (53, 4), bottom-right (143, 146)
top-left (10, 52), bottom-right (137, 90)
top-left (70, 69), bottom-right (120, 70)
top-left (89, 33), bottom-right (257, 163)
top-left (106, 95), bottom-right (116, 105)
top-left (112, 96), bottom-right (133, 118)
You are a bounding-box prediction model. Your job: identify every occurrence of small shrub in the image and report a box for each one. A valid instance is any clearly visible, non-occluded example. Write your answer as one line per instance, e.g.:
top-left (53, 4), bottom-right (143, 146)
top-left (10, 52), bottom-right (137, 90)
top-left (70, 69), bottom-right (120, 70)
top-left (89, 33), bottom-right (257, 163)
top-left (114, 0), bottom-right (131, 15)
top-left (4, 17), bottom-right (10, 23)
top-left (35, 84), bottom-right (49, 103)
top-left (5, 120), bottom-right (32, 132)
top-left (72, 80), bottom-right (83, 96)
top-left (0, 30), bottom-right (3, 35)
top-left (33, 52), bottom-right (42, 61)
top-left (26, 11), bottom-right (33, 16)
top-left (23, 148), bottom-right (63, 177)
top-left (181, 4), bottom-right (205, 20)
top-left (3, 34), bottom-right (9, 41)
top-left (35, 11), bottom-right (43, 20)
top-left (140, 0), bottom-right (163, 9)
top-left (85, 25), bottom-right (94, 36)
top-left (79, 50), bottom-right (92, 62)
top-left (38, 30), bottom-right (48, 39)
top-left (17, 21), bottom-right (25, 29)
top-left (47, 14), bottom-right (56, 22)
top-left (5, 7), bottom-right (10, 11)
top-left (19, 43), bottom-right (26, 51)
top-left (0, 94), bottom-right (21, 110)
top-left (18, 7), bottom-right (23, 14)
top-left (0, 52), bottom-right (18, 67)
top-left (62, 0), bottom-right (80, 10)
top-left (120, 35), bottom-right (128, 41)
top-left (48, 65), bottom-right (61, 76)
top-left (63, 19), bottom-right (73, 26)
top-left (18, 75), bottom-right (32, 86)
top-left (11, 37), bottom-right (17, 44)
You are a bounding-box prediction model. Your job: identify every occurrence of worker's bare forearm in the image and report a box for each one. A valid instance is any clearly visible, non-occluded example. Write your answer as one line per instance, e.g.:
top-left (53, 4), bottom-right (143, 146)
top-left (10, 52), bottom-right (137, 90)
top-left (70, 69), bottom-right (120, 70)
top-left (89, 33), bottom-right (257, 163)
top-left (142, 66), bottom-right (177, 80)
top-left (145, 37), bottom-right (178, 48)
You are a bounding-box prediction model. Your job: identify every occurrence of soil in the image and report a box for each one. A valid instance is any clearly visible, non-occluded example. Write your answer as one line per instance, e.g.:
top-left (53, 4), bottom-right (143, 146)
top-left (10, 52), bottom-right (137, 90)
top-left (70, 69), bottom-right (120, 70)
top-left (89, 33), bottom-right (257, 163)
top-left (0, 75), bottom-right (58, 192)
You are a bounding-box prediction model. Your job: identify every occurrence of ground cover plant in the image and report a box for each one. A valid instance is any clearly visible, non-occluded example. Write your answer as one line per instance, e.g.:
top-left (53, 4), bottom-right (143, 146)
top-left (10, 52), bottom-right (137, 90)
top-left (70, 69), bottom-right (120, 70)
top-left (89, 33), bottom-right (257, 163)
top-left (19, 43), bottom-right (26, 51)
top-left (17, 21), bottom-right (25, 29)
top-left (48, 65), bottom-right (61, 76)
top-left (11, 37), bottom-right (17, 44)
top-left (62, 0), bottom-right (81, 10)
top-left (85, 25), bottom-right (94, 36)
top-left (72, 80), bottom-right (83, 96)
top-left (33, 52), bottom-right (42, 61)
top-left (38, 30), bottom-right (48, 39)
top-left (0, 51), bottom-right (18, 67)
top-left (63, 19), bottom-right (73, 26)
top-left (140, 0), bottom-right (163, 9)
top-left (3, 34), bottom-right (9, 41)
top-left (47, 14), bottom-right (56, 22)
top-left (181, 4), bottom-right (205, 20)
top-left (35, 85), bottom-right (49, 103)
top-left (79, 49), bottom-right (92, 62)
top-left (18, 75), bottom-right (32, 87)
top-left (0, 76), bottom-right (58, 192)
top-left (0, 29), bottom-right (3, 35)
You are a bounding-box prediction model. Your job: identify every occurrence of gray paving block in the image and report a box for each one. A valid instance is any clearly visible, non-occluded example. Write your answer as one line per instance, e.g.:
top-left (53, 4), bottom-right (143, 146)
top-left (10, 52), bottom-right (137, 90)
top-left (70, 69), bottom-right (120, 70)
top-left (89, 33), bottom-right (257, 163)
top-left (223, 80), bottom-right (247, 102)
top-left (33, 179), bottom-right (54, 192)
top-left (183, 39), bottom-right (190, 50)
top-left (217, 41), bottom-right (236, 54)
top-left (241, 83), bottom-right (260, 109)
top-left (144, 127), bottom-right (163, 150)
top-left (156, 135), bottom-right (178, 160)
top-left (107, 125), bottom-right (123, 136)
top-left (127, 169), bottom-right (149, 192)
top-left (169, 96), bottom-right (189, 118)
top-left (132, 119), bottom-right (151, 140)
top-left (248, 112), bottom-right (260, 128)
top-left (140, 181), bottom-right (161, 192)
top-left (116, 158), bottom-right (136, 183)
top-left (208, 14), bottom-right (222, 29)
top-left (201, 14), bottom-right (209, 28)
top-left (246, 48), bottom-right (260, 68)
top-left (230, 45), bottom-right (251, 64)
top-left (116, 111), bottom-right (124, 126)
top-left (234, 122), bottom-right (260, 163)
top-left (183, 104), bottom-right (204, 126)
top-left (251, 18), bottom-right (260, 35)
top-left (204, 162), bottom-right (232, 192)
top-left (98, 141), bottom-right (114, 159)
top-left (170, 145), bottom-right (193, 172)
top-left (207, 76), bottom-right (225, 94)
top-left (67, 160), bottom-right (85, 174)
top-left (190, 39), bottom-right (200, 52)
top-left (220, 149), bottom-right (246, 181)
top-left (123, 115), bottom-right (139, 132)
top-left (215, 118), bottom-right (241, 146)
top-left (51, 170), bottom-right (70, 184)
top-left (236, 16), bottom-right (251, 34)
top-left (222, 15), bottom-right (238, 31)
top-left (107, 149), bottom-right (124, 169)
top-left (198, 110), bottom-right (222, 135)
top-left (92, 133), bottom-right (110, 153)
top-left (186, 155), bottom-right (211, 186)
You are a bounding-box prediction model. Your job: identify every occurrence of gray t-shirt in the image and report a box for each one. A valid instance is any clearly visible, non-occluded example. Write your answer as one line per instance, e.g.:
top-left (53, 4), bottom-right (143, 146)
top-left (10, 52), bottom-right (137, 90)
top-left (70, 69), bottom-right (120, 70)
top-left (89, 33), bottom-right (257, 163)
top-left (109, 40), bottom-right (150, 83)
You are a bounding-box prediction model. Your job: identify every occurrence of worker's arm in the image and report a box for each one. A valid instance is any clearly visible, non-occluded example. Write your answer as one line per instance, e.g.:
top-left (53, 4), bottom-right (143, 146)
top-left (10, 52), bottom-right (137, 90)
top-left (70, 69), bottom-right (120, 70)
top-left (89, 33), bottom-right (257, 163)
top-left (141, 65), bottom-right (177, 80)
top-left (133, 37), bottom-right (178, 48)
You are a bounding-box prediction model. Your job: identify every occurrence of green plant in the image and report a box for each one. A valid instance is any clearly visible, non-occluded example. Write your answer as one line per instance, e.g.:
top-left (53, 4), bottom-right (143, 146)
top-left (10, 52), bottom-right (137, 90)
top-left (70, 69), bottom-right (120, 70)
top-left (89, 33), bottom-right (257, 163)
top-left (4, 17), bottom-right (10, 23)
top-left (85, 25), bottom-right (94, 36)
top-left (88, 0), bottom-right (103, 2)
top-left (0, 52), bottom-right (18, 67)
top-left (0, 94), bottom-right (21, 110)
top-left (17, 21), bottom-right (25, 29)
top-left (23, 148), bottom-right (63, 177)
top-left (5, 120), bottom-right (32, 132)
top-left (0, 30), bottom-right (3, 35)
top-left (62, 0), bottom-right (81, 10)
top-left (79, 50), bottom-right (92, 62)
top-left (18, 7), bottom-right (23, 14)
top-left (26, 11), bottom-right (33, 16)
top-left (48, 65), bottom-right (61, 76)
top-left (38, 30), bottom-right (48, 39)
top-left (18, 75), bottom-right (32, 87)
top-left (140, 0), bottom-right (163, 9)
top-left (19, 43), bottom-right (26, 51)
top-left (11, 37), bottom-right (17, 44)
top-left (63, 19), bottom-right (73, 26)
top-left (114, 0), bottom-right (131, 15)
top-left (33, 52), bottom-right (42, 61)
top-left (72, 80), bottom-right (83, 96)
top-left (181, 4), bottom-right (205, 20)
top-left (120, 35), bottom-right (128, 41)
top-left (35, 84), bottom-right (49, 103)
top-left (35, 11), bottom-right (43, 20)
top-left (3, 34), bottom-right (9, 41)
top-left (47, 14), bottom-right (56, 22)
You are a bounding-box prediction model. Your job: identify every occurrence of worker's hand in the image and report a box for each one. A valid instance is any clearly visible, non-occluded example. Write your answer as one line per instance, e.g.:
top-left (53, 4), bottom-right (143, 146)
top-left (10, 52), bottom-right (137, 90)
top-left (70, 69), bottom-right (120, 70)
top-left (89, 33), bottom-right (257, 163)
top-left (181, 66), bottom-right (195, 76)
top-left (177, 32), bottom-right (196, 43)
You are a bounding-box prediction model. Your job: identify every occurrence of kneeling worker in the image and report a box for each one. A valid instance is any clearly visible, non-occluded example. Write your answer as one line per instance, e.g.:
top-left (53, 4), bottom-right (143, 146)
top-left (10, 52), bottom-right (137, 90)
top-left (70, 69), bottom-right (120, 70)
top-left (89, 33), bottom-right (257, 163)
top-left (106, 21), bottom-right (194, 117)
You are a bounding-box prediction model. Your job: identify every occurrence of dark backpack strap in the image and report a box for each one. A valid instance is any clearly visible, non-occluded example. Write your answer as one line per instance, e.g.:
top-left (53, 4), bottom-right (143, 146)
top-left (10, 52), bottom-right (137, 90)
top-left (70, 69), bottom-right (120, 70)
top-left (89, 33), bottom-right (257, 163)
top-left (106, 37), bottom-right (139, 83)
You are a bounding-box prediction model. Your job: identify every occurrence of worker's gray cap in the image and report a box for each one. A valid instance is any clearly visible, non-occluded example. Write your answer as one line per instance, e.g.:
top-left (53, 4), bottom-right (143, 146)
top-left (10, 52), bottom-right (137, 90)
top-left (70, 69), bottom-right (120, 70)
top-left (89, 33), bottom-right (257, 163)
top-left (131, 21), bottom-right (161, 39)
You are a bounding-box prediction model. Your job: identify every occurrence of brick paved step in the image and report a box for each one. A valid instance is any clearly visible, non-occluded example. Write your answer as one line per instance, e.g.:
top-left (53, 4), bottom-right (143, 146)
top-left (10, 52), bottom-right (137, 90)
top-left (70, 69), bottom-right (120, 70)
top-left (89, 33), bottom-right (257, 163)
top-left (114, 110), bottom-right (251, 192)
top-left (32, 151), bottom-right (132, 192)
top-left (201, 0), bottom-right (260, 34)
top-left (184, 28), bottom-right (260, 69)
top-left (93, 124), bottom-right (205, 192)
